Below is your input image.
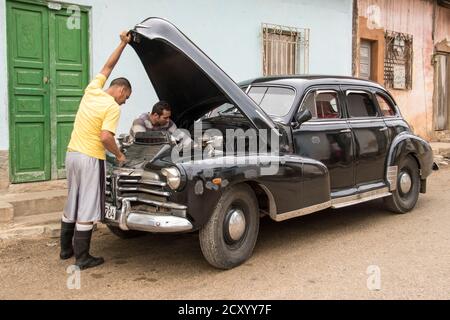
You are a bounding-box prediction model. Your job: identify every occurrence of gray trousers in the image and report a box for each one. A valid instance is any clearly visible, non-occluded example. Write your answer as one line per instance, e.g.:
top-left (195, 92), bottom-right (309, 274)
top-left (63, 152), bottom-right (105, 223)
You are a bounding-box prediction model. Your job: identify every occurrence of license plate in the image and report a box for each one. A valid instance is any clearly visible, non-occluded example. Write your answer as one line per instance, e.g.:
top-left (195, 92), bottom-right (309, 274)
top-left (105, 203), bottom-right (117, 220)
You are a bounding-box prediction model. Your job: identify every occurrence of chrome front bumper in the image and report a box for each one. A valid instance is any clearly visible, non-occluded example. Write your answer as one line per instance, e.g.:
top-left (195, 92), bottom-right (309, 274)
top-left (106, 198), bottom-right (193, 233)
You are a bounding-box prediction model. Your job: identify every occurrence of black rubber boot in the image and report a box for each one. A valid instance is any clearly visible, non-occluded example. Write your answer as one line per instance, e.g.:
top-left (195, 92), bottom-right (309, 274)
top-left (73, 228), bottom-right (104, 270)
top-left (59, 221), bottom-right (75, 260)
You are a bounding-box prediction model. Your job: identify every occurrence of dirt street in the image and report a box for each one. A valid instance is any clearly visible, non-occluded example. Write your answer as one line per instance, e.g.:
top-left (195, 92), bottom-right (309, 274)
top-left (1, 167), bottom-right (450, 300)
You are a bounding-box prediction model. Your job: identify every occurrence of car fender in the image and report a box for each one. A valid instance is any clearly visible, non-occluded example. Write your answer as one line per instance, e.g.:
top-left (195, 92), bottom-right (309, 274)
top-left (386, 132), bottom-right (434, 190)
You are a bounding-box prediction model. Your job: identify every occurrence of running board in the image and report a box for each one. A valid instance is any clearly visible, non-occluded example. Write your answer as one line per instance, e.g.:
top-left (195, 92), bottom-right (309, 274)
top-left (331, 187), bottom-right (391, 209)
top-left (273, 187), bottom-right (391, 222)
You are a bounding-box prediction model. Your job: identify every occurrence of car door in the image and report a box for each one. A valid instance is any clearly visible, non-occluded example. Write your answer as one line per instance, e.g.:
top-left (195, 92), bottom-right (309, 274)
top-left (342, 86), bottom-right (389, 185)
top-left (292, 86), bottom-right (355, 192)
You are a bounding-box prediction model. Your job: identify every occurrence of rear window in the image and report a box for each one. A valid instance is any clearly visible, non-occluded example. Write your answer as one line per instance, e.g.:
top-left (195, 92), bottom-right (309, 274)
top-left (247, 86), bottom-right (295, 117)
top-left (346, 92), bottom-right (379, 117)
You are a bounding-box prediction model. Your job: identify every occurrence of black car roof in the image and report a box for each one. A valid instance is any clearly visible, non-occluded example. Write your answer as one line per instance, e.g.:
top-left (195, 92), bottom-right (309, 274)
top-left (239, 75), bottom-right (386, 91)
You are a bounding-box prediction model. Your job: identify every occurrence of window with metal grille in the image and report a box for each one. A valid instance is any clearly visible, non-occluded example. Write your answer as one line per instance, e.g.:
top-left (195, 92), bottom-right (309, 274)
top-left (261, 23), bottom-right (310, 76)
top-left (384, 30), bottom-right (413, 90)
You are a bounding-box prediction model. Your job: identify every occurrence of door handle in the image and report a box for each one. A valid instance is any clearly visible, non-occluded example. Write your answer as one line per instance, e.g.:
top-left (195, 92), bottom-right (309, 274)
top-left (340, 128), bottom-right (351, 133)
top-left (43, 76), bottom-right (50, 84)
top-left (379, 127), bottom-right (388, 132)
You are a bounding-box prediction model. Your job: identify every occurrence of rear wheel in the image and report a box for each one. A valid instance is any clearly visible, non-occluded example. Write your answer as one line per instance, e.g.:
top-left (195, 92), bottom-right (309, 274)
top-left (107, 225), bottom-right (146, 239)
top-left (199, 184), bottom-right (259, 269)
top-left (384, 155), bottom-right (420, 213)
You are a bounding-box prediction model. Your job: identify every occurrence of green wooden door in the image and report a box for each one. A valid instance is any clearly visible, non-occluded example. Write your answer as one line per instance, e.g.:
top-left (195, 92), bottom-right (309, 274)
top-left (6, 1), bottom-right (51, 183)
top-left (6, 0), bottom-right (89, 183)
top-left (49, 8), bottom-right (89, 179)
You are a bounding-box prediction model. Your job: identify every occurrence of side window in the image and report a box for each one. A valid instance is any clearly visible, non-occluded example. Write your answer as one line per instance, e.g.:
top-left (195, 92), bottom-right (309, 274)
top-left (300, 91), bottom-right (340, 119)
top-left (346, 92), bottom-right (379, 117)
top-left (316, 92), bottom-right (339, 119)
top-left (375, 93), bottom-right (397, 117)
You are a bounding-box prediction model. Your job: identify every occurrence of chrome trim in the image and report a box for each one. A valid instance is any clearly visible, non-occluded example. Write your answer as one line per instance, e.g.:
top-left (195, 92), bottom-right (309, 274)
top-left (300, 120), bottom-right (348, 126)
top-left (399, 172), bottom-right (412, 194)
top-left (331, 187), bottom-right (391, 209)
top-left (387, 165), bottom-right (398, 191)
top-left (346, 90), bottom-right (369, 96)
top-left (275, 201), bottom-right (331, 222)
top-left (135, 23), bottom-right (151, 29)
top-left (118, 186), bottom-right (170, 197)
top-left (227, 209), bottom-right (246, 241)
top-left (119, 199), bottom-right (131, 231)
top-left (105, 190), bottom-right (111, 196)
top-left (119, 178), bottom-right (166, 187)
top-left (117, 199), bottom-right (192, 233)
top-left (127, 213), bottom-right (192, 232)
top-left (346, 118), bottom-right (385, 123)
top-left (117, 196), bottom-right (187, 210)
top-left (316, 90), bottom-right (338, 95)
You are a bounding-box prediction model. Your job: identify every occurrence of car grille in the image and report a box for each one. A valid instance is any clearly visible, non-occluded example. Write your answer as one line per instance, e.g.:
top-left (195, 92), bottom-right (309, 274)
top-left (106, 171), bottom-right (170, 210)
top-left (105, 171), bottom-right (186, 213)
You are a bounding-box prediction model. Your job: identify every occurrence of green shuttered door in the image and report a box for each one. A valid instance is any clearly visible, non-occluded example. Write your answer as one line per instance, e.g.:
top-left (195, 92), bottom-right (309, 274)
top-left (6, 0), bottom-right (89, 182)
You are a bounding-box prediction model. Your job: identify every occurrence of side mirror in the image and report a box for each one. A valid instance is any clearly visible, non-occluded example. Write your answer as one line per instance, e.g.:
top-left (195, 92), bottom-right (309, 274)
top-left (296, 109), bottom-right (312, 126)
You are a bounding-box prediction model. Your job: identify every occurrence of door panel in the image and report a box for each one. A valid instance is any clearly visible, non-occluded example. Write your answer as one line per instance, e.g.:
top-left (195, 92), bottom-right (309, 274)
top-left (49, 9), bottom-right (89, 179)
top-left (7, 1), bottom-right (50, 182)
top-left (293, 87), bottom-right (354, 191)
top-left (342, 88), bottom-right (389, 185)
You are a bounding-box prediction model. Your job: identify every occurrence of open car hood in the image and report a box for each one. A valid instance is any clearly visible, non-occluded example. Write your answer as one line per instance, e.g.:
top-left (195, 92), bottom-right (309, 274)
top-left (129, 17), bottom-right (277, 133)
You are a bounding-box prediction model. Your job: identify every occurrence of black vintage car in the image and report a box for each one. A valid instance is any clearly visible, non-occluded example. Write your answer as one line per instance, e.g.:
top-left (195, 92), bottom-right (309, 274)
top-left (103, 18), bottom-right (438, 269)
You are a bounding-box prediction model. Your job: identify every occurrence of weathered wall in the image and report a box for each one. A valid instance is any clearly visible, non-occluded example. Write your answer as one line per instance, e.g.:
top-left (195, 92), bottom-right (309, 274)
top-left (358, 0), bottom-right (437, 139)
top-left (435, 3), bottom-right (450, 43)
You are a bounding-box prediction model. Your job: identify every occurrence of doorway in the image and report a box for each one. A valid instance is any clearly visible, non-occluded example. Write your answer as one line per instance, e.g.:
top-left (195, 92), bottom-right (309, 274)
top-left (6, 0), bottom-right (90, 183)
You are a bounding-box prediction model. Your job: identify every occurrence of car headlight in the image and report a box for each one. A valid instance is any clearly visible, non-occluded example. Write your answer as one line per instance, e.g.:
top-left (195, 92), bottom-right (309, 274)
top-left (161, 167), bottom-right (181, 190)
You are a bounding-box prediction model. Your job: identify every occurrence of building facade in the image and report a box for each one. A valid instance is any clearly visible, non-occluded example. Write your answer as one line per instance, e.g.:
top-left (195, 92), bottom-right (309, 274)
top-left (0, 0), bottom-right (354, 188)
top-left (353, 0), bottom-right (450, 140)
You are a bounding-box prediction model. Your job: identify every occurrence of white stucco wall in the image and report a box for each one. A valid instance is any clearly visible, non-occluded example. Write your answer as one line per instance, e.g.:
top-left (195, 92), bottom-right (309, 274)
top-left (0, 0), bottom-right (353, 150)
top-left (0, 0), bottom-right (9, 150)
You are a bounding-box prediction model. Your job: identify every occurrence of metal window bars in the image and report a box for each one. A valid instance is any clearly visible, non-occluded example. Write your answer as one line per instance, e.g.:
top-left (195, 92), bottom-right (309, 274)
top-left (384, 30), bottom-right (413, 90)
top-left (261, 23), bottom-right (310, 76)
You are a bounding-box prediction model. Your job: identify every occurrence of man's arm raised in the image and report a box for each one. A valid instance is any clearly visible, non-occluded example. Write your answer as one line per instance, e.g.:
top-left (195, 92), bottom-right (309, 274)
top-left (100, 31), bottom-right (132, 79)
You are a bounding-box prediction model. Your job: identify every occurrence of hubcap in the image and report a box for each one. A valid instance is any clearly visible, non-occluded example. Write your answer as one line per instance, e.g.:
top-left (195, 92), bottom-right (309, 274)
top-left (399, 171), bottom-right (412, 194)
top-left (226, 209), bottom-right (246, 242)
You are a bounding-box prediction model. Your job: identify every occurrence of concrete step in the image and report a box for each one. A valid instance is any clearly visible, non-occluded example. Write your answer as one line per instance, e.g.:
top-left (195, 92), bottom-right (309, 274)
top-left (0, 211), bottom-right (62, 239)
top-left (6, 179), bottom-right (67, 194)
top-left (0, 211), bottom-right (103, 240)
top-left (0, 201), bottom-right (14, 223)
top-left (0, 189), bottom-right (67, 218)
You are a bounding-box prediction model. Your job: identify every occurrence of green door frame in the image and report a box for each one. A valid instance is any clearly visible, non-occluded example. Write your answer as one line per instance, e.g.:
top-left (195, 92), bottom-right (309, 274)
top-left (6, 0), bottom-right (91, 183)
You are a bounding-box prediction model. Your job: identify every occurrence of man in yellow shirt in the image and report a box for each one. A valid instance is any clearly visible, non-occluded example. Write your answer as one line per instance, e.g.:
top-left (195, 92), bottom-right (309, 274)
top-left (60, 31), bottom-right (132, 270)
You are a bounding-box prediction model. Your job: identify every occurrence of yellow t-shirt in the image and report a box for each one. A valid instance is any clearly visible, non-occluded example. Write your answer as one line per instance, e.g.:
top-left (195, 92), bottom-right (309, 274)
top-left (67, 74), bottom-right (121, 160)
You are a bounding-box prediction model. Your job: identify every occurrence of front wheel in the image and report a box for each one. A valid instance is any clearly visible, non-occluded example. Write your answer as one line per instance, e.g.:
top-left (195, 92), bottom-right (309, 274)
top-left (384, 155), bottom-right (420, 213)
top-left (199, 184), bottom-right (259, 269)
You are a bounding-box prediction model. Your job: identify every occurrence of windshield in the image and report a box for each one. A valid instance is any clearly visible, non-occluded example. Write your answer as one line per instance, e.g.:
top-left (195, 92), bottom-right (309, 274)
top-left (247, 86), bottom-right (296, 117)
